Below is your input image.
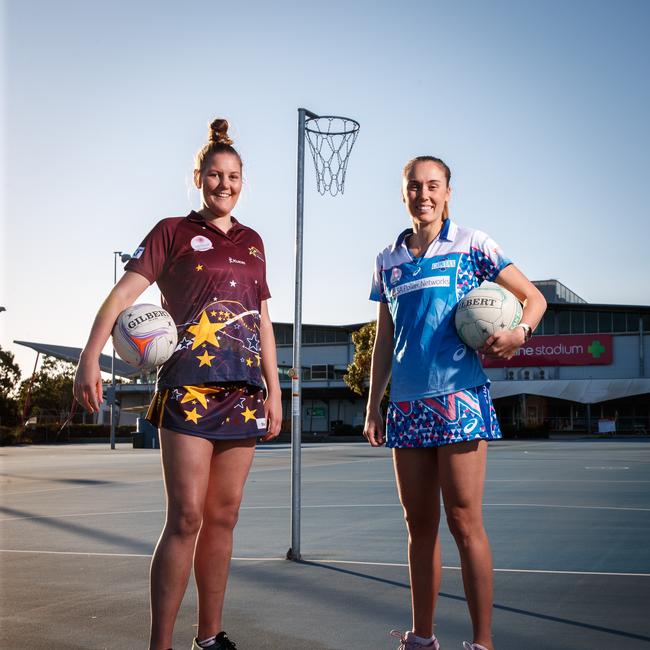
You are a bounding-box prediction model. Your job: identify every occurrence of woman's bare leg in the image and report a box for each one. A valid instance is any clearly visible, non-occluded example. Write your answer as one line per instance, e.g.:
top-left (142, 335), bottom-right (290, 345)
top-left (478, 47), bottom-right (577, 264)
top-left (149, 430), bottom-right (213, 650)
top-left (194, 437), bottom-right (256, 640)
top-left (393, 448), bottom-right (442, 639)
top-left (438, 440), bottom-right (493, 650)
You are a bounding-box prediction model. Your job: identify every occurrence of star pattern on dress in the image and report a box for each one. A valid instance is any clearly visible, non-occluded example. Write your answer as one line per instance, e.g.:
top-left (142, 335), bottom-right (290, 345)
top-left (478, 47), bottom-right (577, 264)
top-left (241, 406), bottom-right (257, 422)
top-left (184, 408), bottom-right (202, 424)
top-left (171, 389), bottom-right (183, 400)
top-left (187, 311), bottom-right (223, 349)
top-left (235, 397), bottom-right (246, 409)
top-left (180, 385), bottom-right (216, 409)
top-left (245, 357), bottom-right (253, 367)
top-left (195, 264), bottom-right (203, 271)
top-left (196, 350), bottom-right (215, 367)
top-left (229, 280), bottom-right (237, 287)
top-left (176, 336), bottom-right (193, 351)
top-left (246, 333), bottom-right (260, 352)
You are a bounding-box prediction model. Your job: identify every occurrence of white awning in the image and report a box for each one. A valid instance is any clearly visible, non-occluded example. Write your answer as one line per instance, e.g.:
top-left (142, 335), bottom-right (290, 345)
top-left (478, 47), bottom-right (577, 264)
top-left (489, 378), bottom-right (650, 404)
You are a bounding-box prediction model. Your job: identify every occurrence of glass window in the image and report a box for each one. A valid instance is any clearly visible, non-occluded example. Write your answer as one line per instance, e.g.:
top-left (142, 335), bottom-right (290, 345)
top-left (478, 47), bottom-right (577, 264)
top-left (539, 311), bottom-right (555, 335)
top-left (570, 311), bottom-right (584, 334)
top-left (584, 311), bottom-right (598, 333)
top-left (612, 312), bottom-right (627, 332)
top-left (626, 313), bottom-right (640, 332)
top-left (311, 365), bottom-right (328, 380)
top-left (598, 312), bottom-right (612, 333)
top-left (558, 311), bottom-right (571, 334)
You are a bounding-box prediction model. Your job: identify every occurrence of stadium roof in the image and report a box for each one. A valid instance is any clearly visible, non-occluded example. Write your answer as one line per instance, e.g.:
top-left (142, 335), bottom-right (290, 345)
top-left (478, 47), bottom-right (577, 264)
top-left (14, 340), bottom-right (141, 378)
top-left (490, 378), bottom-right (650, 404)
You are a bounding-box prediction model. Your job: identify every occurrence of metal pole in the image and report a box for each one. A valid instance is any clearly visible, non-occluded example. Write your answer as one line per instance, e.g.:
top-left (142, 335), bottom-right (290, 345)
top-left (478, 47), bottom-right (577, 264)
top-left (288, 109), bottom-right (309, 561)
top-left (110, 251), bottom-right (119, 450)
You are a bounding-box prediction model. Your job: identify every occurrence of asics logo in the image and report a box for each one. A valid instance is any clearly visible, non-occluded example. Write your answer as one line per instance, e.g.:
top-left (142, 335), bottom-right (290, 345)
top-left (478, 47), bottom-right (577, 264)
top-left (453, 345), bottom-right (467, 362)
top-left (463, 418), bottom-right (478, 434)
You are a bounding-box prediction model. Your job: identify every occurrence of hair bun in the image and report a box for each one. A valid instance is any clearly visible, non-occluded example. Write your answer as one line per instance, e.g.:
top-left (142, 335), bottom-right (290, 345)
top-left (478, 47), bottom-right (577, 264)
top-left (209, 118), bottom-right (233, 146)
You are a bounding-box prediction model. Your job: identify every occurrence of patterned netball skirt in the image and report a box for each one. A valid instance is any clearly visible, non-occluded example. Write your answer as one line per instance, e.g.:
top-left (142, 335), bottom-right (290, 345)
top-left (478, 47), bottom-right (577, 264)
top-left (386, 383), bottom-right (502, 448)
top-left (146, 383), bottom-right (267, 441)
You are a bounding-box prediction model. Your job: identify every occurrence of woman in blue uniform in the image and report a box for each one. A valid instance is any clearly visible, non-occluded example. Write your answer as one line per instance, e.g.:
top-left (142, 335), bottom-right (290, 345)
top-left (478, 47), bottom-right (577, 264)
top-left (364, 156), bottom-right (546, 650)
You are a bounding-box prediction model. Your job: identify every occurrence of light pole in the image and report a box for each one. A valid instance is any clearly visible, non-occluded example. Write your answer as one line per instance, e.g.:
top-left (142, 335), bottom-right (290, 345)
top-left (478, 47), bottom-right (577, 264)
top-left (110, 251), bottom-right (132, 450)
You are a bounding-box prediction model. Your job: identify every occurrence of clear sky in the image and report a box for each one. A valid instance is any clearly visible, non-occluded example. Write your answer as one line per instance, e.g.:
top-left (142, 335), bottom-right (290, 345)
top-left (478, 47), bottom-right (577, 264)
top-left (2, 0), bottom-right (650, 376)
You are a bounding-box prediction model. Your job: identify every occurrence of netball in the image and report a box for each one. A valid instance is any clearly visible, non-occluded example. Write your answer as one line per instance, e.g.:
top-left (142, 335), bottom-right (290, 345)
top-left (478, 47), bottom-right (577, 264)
top-left (455, 282), bottom-right (523, 350)
top-left (111, 303), bottom-right (177, 369)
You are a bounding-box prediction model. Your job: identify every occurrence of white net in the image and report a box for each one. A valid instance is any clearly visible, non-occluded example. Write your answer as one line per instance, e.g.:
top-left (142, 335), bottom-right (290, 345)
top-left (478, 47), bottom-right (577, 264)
top-left (305, 116), bottom-right (360, 196)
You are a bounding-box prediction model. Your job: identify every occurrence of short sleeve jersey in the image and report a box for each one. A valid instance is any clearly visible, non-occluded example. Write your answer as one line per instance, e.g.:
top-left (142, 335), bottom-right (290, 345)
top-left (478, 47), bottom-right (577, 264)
top-left (125, 211), bottom-right (271, 390)
top-left (369, 219), bottom-right (512, 402)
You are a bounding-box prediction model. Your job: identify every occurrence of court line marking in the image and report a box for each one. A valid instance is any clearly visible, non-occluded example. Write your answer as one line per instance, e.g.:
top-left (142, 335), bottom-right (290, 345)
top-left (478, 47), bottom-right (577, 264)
top-left (3, 500), bottom-right (649, 523)
top-left (0, 549), bottom-right (647, 577)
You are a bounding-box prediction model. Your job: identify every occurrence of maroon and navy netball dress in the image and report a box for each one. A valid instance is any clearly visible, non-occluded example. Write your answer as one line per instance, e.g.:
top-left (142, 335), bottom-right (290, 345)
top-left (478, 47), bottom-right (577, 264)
top-left (125, 211), bottom-right (271, 439)
top-left (370, 219), bottom-right (509, 448)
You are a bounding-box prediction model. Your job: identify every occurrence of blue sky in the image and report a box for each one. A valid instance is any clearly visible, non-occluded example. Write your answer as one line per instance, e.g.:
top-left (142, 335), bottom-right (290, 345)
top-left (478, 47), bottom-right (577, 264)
top-left (3, 0), bottom-right (650, 376)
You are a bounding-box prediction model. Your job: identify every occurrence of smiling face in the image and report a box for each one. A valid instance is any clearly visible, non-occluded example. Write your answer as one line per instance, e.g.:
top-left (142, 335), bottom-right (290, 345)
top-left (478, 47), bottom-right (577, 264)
top-left (402, 160), bottom-right (451, 225)
top-left (194, 152), bottom-right (243, 219)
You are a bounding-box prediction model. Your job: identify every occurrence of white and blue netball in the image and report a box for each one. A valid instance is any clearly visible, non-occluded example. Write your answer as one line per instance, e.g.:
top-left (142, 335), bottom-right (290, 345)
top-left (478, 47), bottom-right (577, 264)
top-left (112, 304), bottom-right (177, 370)
top-left (454, 283), bottom-right (523, 350)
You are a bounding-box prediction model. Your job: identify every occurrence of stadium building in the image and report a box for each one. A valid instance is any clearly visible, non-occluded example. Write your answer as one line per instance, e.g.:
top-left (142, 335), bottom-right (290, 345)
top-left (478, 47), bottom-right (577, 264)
top-left (16, 281), bottom-right (650, 436)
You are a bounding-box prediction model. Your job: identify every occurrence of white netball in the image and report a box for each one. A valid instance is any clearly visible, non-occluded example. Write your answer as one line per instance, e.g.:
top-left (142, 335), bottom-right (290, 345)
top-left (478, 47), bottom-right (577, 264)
top-left (455, 283), bottom-right (523, 351)
top-left (112, 304), bottom-right (178, 370)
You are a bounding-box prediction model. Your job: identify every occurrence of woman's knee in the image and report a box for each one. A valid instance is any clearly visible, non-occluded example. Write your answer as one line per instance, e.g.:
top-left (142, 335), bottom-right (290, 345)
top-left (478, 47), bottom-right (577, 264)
top-left (403, 506), bottom-right (439, 539)
top-left (445, 506), bottom-right (484, 547)
top-left (202, 501), bottom-right (241, 532)
top-left (166, 505), bottom-right (203, 537)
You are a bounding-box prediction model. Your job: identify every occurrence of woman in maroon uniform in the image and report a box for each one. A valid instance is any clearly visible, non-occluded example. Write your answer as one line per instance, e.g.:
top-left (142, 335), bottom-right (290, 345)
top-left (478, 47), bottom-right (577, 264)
top-left (74, 119), bottom-right (282, 650)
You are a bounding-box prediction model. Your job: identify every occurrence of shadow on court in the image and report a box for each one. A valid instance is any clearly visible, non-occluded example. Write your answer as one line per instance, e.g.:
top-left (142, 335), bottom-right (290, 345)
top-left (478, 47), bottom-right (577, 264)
top-left (1, 441), bottom-right (649, 649)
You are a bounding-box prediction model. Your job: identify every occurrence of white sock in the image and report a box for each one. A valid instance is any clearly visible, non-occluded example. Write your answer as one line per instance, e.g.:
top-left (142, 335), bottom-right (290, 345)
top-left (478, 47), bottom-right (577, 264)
top-left (197, 636), bottom-right (217, 647)
top-left (412, 633), bottom-right (435, 645)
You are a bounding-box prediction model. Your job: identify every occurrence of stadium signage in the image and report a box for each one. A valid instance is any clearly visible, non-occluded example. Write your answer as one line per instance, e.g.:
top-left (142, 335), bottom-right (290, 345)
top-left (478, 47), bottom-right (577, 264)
top-left (480, 334), bottom-right (613, 367)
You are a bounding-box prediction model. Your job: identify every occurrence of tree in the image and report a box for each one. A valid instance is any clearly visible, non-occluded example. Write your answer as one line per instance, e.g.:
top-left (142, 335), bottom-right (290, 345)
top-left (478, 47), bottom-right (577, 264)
top-left (344, 321), bottom-right (389, 404)
top-left (0, 346), bottom-right (21, 426)
top-left (18, 356), bottom-right (76, 424)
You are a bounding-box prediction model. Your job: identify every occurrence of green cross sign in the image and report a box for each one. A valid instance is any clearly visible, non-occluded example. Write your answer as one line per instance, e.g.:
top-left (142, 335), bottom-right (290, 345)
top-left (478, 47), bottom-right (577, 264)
top-left (588, 340), bottom-right (606, 358)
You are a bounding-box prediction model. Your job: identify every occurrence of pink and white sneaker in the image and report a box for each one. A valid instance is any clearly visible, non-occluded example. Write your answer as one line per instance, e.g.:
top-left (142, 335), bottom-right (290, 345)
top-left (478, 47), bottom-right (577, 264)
top-left (390, 630), bottom-right (441, 650)
top-left (462, 643), bottom-right (489, 650)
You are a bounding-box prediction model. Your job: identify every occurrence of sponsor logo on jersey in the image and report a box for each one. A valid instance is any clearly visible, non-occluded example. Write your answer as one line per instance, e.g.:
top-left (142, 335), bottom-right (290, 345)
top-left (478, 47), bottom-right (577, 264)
top-left (228, 257), bottom-right (246, 265)
top-left (132, 246), bottom-right (145, 259)
top-left (453, 345), bottom-right (467, 362)
top-left (463, 418), bottom-right (478, 434)
top-left (431, 258), bottom-right (456, 270)
top-left (190, 235), bottom-right (213, 252)
top-left (390, 276), bottom-right (450, 297)
top-left (390, 267), bottom-right (402, 285)
top-left (248, 245), bottom-right (265, 261)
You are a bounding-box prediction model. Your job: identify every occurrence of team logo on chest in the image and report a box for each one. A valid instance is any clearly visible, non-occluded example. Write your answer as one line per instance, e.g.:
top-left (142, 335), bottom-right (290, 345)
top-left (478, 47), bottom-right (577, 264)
top-left (248, 246), bottom-right (265, 262)
top-left (190, 235), bottom-right (213, 252)
top-left (390, 267), bottom-right (402, 285)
